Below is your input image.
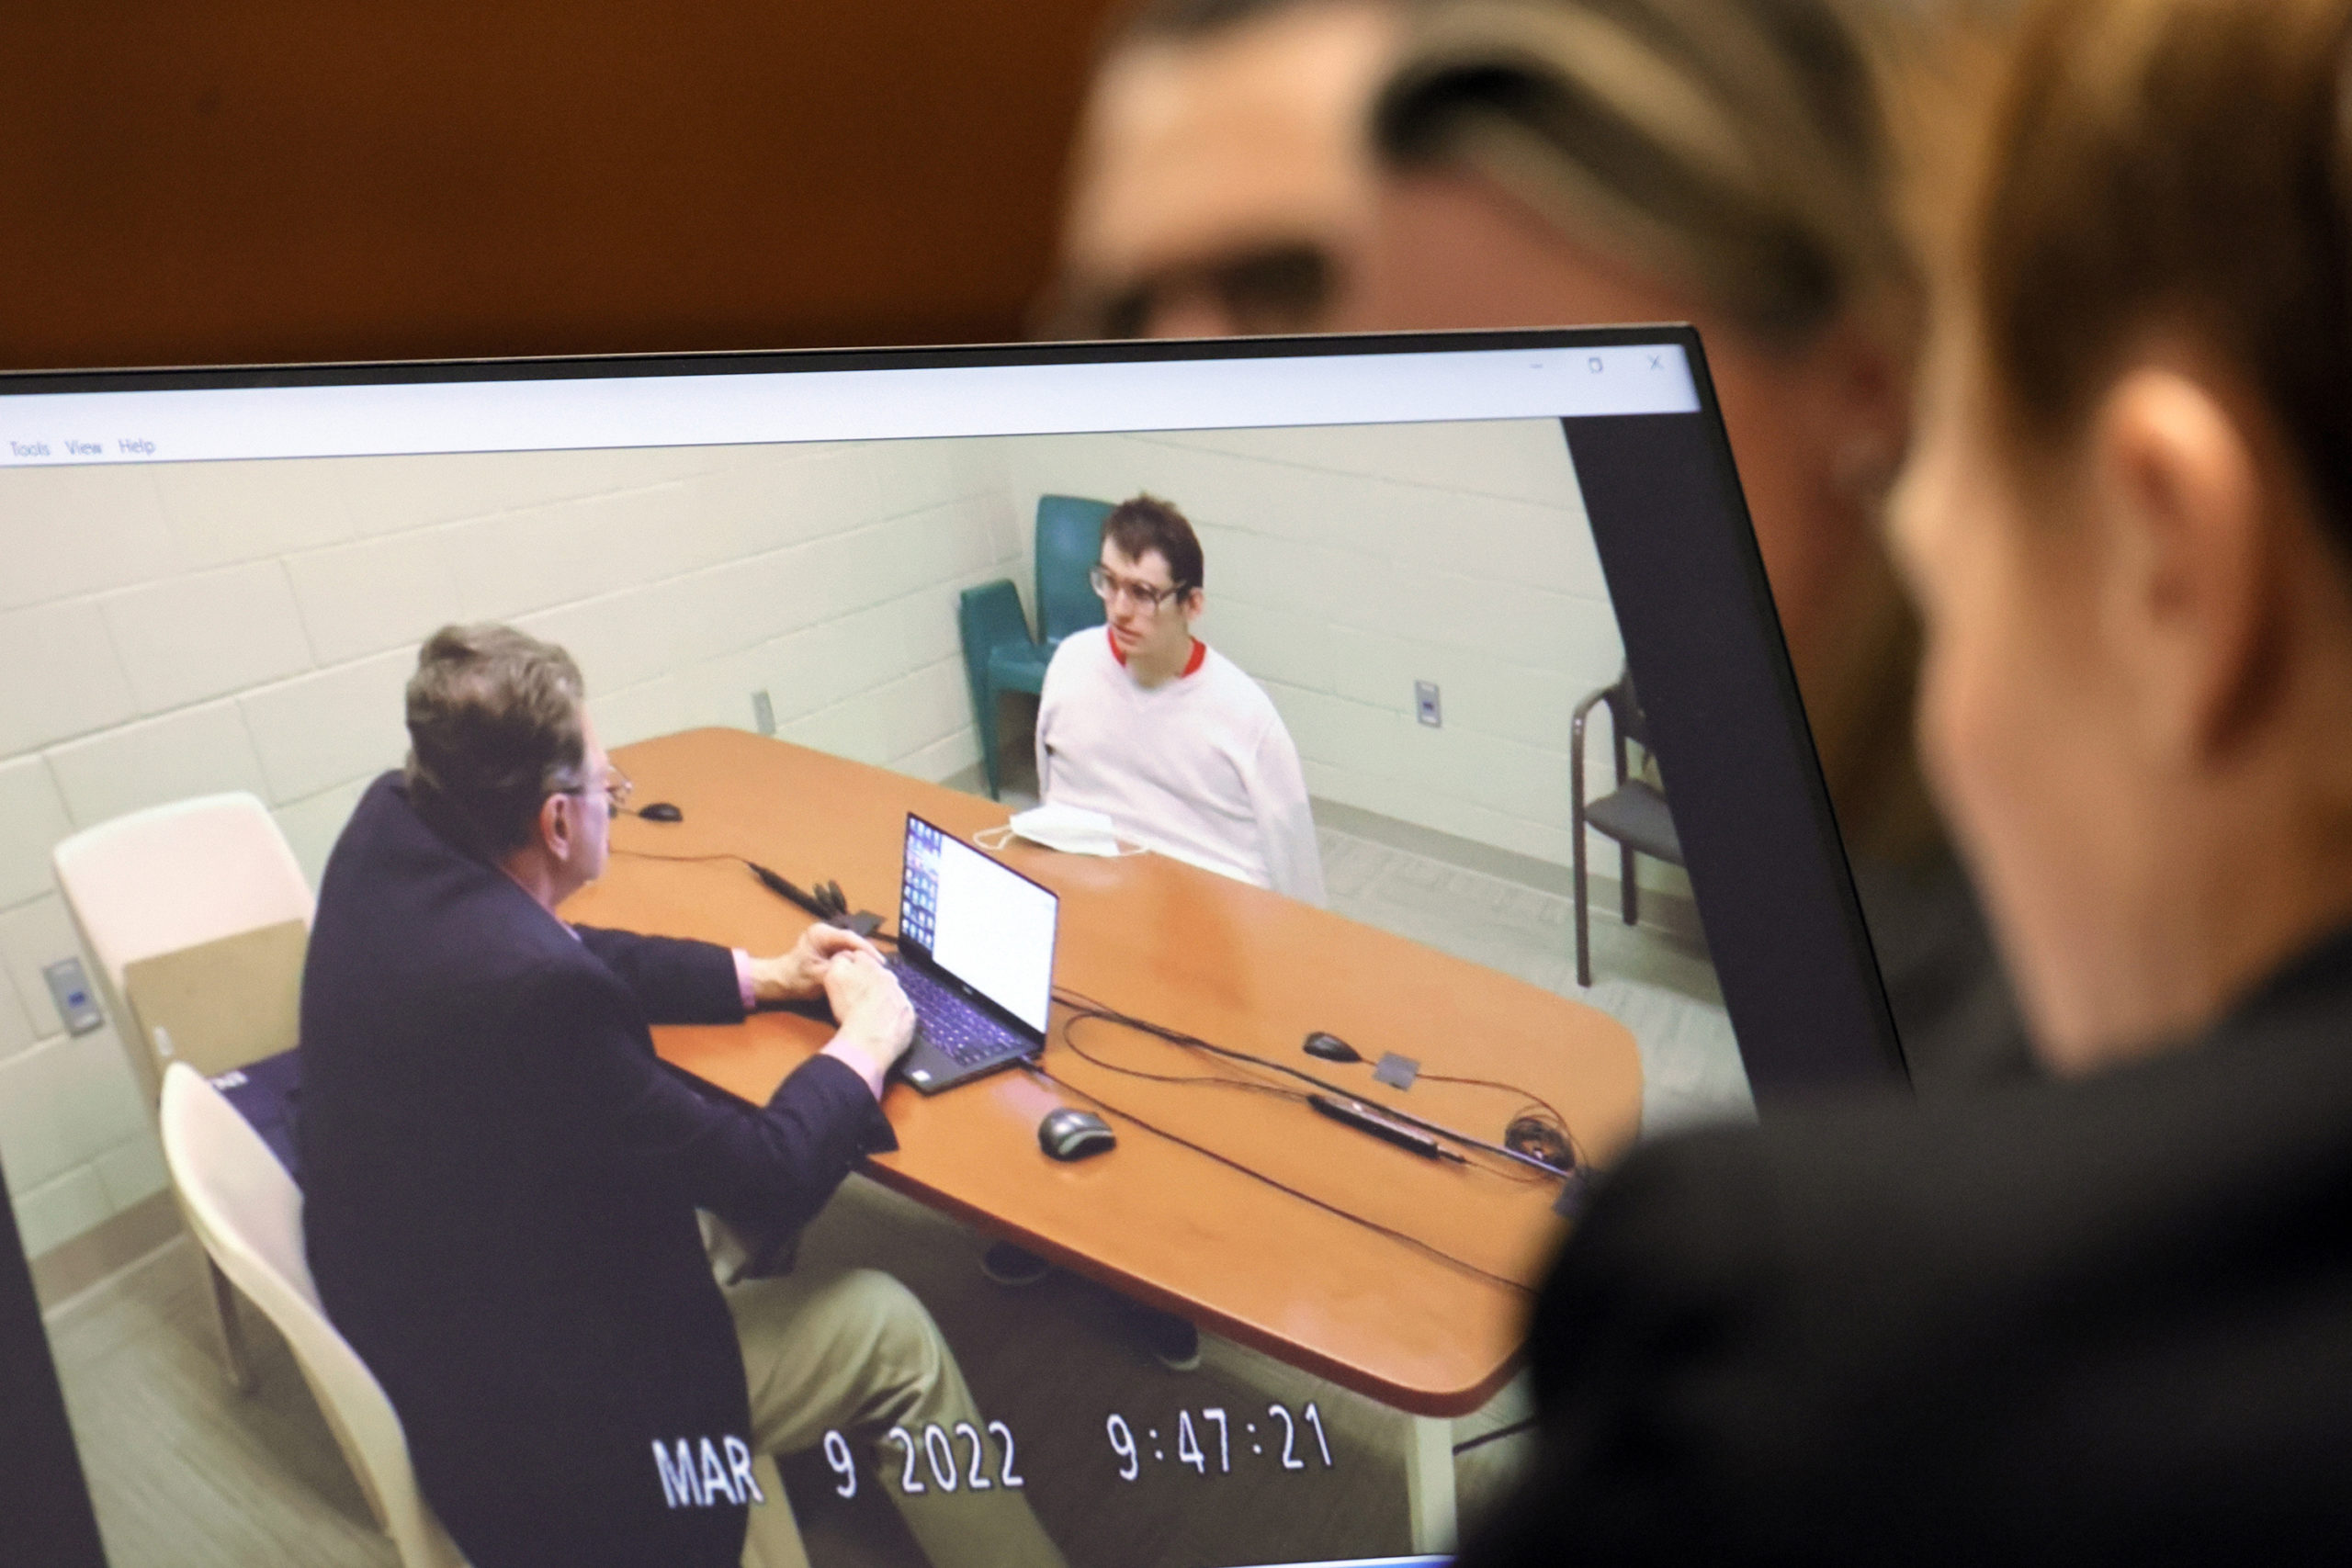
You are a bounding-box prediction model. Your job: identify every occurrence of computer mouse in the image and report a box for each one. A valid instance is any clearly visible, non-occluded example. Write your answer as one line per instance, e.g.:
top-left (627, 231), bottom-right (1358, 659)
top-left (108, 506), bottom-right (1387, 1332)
top-left (1303, 1031), bottom-right (1363, 1064)
top-left (638, 802), bottom-right (684, 822)
top-left (1038, 1108), bottom-right (1115, 1161)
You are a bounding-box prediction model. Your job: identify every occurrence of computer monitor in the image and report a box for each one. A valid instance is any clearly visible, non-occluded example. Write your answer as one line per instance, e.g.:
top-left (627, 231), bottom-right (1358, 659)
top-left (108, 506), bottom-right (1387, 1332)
top-left (0, 331), bottom-right (1899, 1568)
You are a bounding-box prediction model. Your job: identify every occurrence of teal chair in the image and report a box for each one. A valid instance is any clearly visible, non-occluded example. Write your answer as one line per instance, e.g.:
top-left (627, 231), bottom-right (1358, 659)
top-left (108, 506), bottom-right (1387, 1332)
top-left (959, 495), bottom-right (1114, 797)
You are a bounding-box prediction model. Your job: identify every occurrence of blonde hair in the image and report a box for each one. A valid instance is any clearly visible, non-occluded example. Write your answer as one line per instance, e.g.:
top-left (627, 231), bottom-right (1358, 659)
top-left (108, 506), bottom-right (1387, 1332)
top-left (1373, 0), bottom-right (1916, 347)
top-left (1374, 0), bottom-right (1945, 861)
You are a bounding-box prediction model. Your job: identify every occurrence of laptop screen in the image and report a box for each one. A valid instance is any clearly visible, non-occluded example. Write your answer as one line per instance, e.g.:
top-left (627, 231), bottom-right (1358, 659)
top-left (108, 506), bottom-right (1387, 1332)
top-left (900, 814), bottom-right (1057, 1034)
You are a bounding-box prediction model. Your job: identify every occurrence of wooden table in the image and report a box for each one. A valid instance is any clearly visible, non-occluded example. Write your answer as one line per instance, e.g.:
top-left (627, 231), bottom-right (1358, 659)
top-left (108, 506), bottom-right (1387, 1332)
top-left (565, 729), bottom-right (1643, 1548)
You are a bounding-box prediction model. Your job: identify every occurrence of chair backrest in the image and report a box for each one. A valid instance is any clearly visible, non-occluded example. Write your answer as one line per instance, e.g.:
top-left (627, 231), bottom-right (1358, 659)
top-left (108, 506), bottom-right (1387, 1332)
top-left (1609, 668), bottom-right (1656, 755)
top-left (53, 793), bottom-right (314, 1100)
top-left (159, 1064), bottom-right (464, 1568)
top-left (1035, 493), bottom-right (1114, 645)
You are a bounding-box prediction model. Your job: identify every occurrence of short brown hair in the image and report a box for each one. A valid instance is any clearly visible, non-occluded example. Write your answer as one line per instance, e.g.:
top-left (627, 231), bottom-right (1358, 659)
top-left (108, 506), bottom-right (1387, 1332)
top-left (403, 624), bottom-right (588, 860)
top-left (1102, 494), bottom-right (1206, 592)
top-left (1970, 0), bottom-right (2352, 560)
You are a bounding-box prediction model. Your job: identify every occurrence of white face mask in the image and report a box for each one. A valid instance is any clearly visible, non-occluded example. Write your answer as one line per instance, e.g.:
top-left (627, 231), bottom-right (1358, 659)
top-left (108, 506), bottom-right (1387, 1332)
top-left (1001, 802), bottom-right (1125, 857)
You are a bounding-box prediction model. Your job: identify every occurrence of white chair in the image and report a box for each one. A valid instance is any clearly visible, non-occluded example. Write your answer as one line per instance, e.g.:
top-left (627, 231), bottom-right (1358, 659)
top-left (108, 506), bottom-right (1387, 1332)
top-left (160, 1063), bottom-right (465, 1568)
top-left (51, 791), bottom-right (313, 1096)
top-left (52, 790), bottom-right (315, 1388)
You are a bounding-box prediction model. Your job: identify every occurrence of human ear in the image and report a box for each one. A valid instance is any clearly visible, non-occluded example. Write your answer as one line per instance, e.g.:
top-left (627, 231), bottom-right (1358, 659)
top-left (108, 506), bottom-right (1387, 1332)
top-left (1813, 318), bottom-right (1911, 504)
top-left (539, 791), bottom-right (574, 860)
top-left (2087, 367), bottom-right (2272, 763)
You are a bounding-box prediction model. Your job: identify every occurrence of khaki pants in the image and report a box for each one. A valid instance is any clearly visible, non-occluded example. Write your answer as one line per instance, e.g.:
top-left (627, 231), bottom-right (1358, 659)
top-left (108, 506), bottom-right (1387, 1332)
top-left (718, 1255), bottom-right (1067, 1568)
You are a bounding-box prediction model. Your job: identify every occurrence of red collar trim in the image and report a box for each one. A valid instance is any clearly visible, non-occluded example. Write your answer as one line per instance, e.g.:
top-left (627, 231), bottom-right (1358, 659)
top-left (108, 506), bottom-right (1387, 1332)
top-left (1107, 628), bottom-right (1207, 678)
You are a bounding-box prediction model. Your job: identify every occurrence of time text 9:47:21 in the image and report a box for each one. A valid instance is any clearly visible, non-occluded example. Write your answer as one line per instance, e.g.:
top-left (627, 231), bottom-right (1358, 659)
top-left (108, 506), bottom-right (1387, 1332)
top-left (1105, 1403), bottom-right (1333, 1481)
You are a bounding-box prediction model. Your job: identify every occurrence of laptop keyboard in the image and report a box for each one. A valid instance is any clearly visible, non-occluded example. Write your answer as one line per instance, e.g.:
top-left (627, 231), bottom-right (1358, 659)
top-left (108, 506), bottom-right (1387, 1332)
top-left (889, 958), bottom-right (1025, 1066)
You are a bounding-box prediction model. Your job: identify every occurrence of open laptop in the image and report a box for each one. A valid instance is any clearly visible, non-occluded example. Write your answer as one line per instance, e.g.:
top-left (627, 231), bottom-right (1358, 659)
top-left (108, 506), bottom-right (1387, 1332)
top-left (887, 813), bottom-right (1058, 1092)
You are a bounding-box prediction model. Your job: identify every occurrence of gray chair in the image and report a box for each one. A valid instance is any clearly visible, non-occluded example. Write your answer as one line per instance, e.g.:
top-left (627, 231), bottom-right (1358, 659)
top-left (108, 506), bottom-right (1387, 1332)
top-left (1571, 668), bottom-right (1685, 987)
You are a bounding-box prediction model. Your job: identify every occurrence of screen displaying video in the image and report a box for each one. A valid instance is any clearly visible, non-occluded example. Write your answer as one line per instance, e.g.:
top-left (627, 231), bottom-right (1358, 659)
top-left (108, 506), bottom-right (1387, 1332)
top-left (0, 343), bottom-right (1788, 1568)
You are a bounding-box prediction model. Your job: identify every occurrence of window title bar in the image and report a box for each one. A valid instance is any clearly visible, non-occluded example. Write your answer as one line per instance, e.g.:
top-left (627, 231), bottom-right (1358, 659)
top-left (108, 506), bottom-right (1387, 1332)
top-left (0, 344), bottom-right (1700, 468)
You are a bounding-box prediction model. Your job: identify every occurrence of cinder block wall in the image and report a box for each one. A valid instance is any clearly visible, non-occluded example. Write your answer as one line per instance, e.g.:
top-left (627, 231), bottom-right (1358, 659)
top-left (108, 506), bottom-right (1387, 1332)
top-left (0, 437), bottom-right (1018, 1260)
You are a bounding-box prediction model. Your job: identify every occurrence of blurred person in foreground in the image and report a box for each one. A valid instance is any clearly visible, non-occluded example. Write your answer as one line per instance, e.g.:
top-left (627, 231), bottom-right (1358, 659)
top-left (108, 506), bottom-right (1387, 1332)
top-left (1042, 0), bottom-right (1408, 337)
top-left (1353, 0), bottom-right (2031, 1083)
top-left (1461, 0), bottom-right (2352, 1560)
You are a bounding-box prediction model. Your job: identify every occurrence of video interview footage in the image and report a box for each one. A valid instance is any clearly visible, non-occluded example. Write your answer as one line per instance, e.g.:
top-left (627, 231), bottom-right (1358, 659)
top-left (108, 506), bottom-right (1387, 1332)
top-left (0, 333), bottom-right (1895, 1568)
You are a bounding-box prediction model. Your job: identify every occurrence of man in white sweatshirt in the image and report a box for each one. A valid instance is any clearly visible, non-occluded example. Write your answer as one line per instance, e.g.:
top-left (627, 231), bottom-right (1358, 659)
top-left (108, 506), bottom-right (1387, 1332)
top-left (1035, 493), bottom-right (1327, 905)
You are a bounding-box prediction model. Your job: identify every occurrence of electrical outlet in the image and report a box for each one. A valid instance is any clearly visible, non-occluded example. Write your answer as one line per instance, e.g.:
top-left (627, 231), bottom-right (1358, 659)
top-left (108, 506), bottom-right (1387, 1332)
top-left (1415, 681), bottom-right (1442, 728)
top-left (44, 957), bottom-right (105, 1036)
top-left (752, 690), bottom-right (776, 736)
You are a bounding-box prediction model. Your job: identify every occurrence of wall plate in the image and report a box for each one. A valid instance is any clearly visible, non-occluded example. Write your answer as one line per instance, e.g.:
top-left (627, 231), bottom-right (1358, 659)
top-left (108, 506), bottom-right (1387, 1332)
top-left (1415, 681), bottom-right (1442, 728)
top-left (42, 958), bottom-right (105, 1037)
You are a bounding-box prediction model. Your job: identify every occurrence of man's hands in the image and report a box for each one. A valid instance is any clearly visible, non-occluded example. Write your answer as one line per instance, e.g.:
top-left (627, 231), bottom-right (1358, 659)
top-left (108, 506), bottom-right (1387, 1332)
top-left (750, 923), bottom-right (883, 1005)
top-left (752, 924), bottom-right (914, 1097)
top-left (819, 946), bottom-right (917, 1096)
top-left (751, 925), bottom-right (914, 1096)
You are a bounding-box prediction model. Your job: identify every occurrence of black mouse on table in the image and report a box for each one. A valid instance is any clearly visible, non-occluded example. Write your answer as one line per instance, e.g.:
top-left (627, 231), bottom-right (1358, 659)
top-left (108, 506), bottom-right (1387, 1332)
top-left (1303, 1031), bottom-right (1363, 1063)
top-left (1038, 1108), bottom-right (1115, 1161)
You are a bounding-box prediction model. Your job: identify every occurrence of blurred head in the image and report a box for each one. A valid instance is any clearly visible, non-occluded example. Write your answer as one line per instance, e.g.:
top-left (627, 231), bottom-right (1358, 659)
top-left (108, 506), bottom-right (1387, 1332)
top-left (1355, 0), bottom-right (1930, 854)
top-left (1892, 0), bottom-right (2352, 1071)
top-left (405, 624), bottom-right (616, 896)
top-left (1046, 0), bottom-right (1406, 338)
top-left (1096, 494), bottom-right (1208, 670)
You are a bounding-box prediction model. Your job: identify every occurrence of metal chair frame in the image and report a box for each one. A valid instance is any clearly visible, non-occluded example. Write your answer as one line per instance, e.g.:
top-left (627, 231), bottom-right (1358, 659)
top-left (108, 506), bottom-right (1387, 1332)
top-left (1570, 668), bottom-right (1686, 987)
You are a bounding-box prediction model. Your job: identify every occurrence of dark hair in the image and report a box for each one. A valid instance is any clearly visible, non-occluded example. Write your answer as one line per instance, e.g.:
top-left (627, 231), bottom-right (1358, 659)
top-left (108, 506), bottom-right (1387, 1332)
top-left (1372, 0), bottom-right (1909, 346)
top-left (1102, 494), bottom-right (1206, 592)
top-left (403, 624), bottom-right (588, 861)
top-left (1971, 0), bottom-right (2352, 560)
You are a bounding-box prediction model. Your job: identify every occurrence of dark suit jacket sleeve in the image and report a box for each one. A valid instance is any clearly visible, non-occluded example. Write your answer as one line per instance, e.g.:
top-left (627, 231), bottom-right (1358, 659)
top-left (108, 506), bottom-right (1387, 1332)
top-left (524, 966), bottom-right (896, 1241)
top-left (571, 925), bottom-right (745, 1025)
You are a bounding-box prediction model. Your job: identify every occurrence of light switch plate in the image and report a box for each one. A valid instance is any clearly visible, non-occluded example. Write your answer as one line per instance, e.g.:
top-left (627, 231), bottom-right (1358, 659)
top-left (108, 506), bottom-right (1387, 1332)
top-left (752, 690), bottom-right (776, 736)
top-left (1415, 681), bottom-right (1442, 728)
top-left (43, 957), bottom-right (105, 1036)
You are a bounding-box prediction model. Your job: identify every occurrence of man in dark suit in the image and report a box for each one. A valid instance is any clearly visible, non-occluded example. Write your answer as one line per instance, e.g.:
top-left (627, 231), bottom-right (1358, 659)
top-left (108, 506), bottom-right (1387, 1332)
top-left (300, 624), bottom-right (1063, 1568)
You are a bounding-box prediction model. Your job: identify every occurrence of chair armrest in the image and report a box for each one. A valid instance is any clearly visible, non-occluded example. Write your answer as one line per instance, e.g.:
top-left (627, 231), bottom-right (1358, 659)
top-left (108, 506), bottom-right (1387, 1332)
top-left (959, 581), bottom-right (1035, 657)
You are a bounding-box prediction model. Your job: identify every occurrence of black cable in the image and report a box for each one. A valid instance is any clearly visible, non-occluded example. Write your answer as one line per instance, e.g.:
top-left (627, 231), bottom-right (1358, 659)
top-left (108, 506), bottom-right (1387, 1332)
top-left (1418, 1073), bottom-right (1588, 1176)
top-left (611, 846), bottom-right (899, 945)
top-left (1453, 1416), bottom-right (1540, 1455)
top-left (1050, 985), bottom-right (1577, 1178)
top-left (1023, 1056), bottom-right (1533, 1297)
top-left (1059, 1007), bottom-right (1540, 1184)
top-left (1058, 1016), bottom-right (1309, 1104)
